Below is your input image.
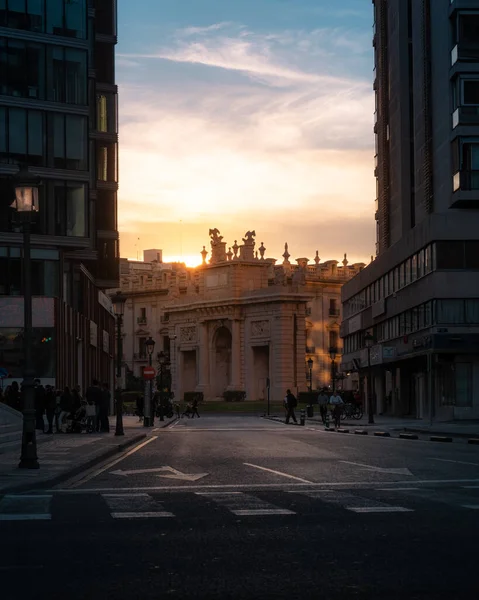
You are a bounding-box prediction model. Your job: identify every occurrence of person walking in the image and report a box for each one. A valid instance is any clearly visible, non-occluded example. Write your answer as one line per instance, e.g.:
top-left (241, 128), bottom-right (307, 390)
top-left (329, 391), bottom-right (344, 429)
top-left (100, 383), bottom-right (111, 432)
top-left (57, 386), bottom-right (72, 433)
top-left (191, 395), bottom-right (200, 418)
top-left (136, 394), bottom-right (144, 422)
top-left (285, 389), bottom-right (298, 424)
top-left (317, 388), bottom-right (329, 425)
top-left (86, 380), bottom-right (102, 432)
top-left (44, 385), bottom-right (56, 434)
top-left (34, 379), bottom-right (46, 432)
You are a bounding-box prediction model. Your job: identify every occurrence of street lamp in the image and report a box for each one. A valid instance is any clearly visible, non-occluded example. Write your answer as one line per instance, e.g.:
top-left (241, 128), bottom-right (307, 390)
top-left (365, 331), bottom-right (375, 424)
top-left (158, 350), bottom-right (166, 421)
top-left (307, 357), bottom-right (313, 392)
top-left (145, 336), bottom-right (155, 427)
top-left (112, 290), bottom-right (127, 436)
top-left (329, 347), bottom-right (337, 394)
top-left (12, 166), bottom-right (41, 469)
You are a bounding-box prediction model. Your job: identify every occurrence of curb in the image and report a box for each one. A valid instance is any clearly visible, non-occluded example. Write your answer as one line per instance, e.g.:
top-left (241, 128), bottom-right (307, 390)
top-left (374, 431), bottom-right (391, 437)
top-left (430, 436), bottom-right (453, 443)
top-left (1, 432), bottom-right (147, 495)
top-left (399, 433), bottom-right (419, 440)
top-left (337, 428), bottom-right (349, 434)
top-left (404, 427), bottom-right (479, 440)
top-left (355, 430), bottom-right (368, 435)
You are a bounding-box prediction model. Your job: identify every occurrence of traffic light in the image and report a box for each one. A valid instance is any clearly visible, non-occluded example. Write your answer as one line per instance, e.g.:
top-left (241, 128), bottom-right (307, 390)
top-left (41, 336), bottom-right (52, 343)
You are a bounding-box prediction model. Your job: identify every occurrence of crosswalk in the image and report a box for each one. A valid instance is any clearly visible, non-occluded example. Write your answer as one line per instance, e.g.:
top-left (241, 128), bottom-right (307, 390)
top-left (0, 486), bottom-right (478, 523)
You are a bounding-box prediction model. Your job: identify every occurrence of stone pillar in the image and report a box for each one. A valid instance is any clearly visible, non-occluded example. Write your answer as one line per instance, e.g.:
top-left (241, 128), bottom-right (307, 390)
top-left (196, 321), bottom-right (210, 394)
top-left (229, 319), bottom-right (242, 389)
top-left (270, 313), bottom-right (295, 402)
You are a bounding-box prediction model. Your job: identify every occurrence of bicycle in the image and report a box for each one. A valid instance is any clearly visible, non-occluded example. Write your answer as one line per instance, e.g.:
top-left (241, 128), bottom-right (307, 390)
top-left (340, 403), bottom-right (363, 420)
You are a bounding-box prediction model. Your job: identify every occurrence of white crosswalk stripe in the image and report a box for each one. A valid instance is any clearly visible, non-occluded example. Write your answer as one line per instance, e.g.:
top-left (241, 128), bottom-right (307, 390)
top-left (0, 495), bottom-right (52, 521)
top-left (291, 490), bottom-right (414, 513)
top-left (101, 493), bottom-right (174, 519)
top-left (196, 491), bottom-right (295, 516)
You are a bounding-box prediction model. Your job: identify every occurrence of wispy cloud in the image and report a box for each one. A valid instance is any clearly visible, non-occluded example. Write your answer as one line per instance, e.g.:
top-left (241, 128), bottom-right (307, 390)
top-left (116, 19), bottom-right (375, 263)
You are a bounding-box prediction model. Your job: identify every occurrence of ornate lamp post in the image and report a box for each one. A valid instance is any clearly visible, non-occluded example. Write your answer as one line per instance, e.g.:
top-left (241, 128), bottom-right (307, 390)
top-left (112, 290), bottom-right (127, 436)
top-left (365, 331), bottom-right (375, 424)
top-left (145, 336), bottom-right (155, 427)
top-left (13, 167), bottom-right (41, 469)
top-left (158, 350), bottom-right (166, 421)
top-left (329, 347), bottom-right (337, 394)
top-left (307, 357), bottom-right (313, 392)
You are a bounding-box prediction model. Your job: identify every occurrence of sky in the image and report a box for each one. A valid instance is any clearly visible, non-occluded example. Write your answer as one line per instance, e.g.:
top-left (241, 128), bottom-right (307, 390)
top-left (117, 0), bottom-right (376, 267)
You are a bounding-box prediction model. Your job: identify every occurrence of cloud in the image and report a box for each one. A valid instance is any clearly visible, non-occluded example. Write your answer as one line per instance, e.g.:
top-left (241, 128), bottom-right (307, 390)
top-left (178, 22), bottom-right (233, 36)
top-left (116, 21), bottom-right (375, 263)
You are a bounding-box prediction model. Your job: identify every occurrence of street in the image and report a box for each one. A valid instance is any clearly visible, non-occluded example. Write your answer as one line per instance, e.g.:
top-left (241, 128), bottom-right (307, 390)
top-left (1, 415), bottom-right (479, 600)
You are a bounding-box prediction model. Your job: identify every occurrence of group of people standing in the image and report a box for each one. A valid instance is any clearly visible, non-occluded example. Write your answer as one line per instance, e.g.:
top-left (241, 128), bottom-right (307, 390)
top-left (31, 379), bottom-right (111, 434)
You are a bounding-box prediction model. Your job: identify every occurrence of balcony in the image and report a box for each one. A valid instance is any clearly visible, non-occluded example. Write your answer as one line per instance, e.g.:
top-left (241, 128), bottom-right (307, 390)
top-left (451, 42), bottom-right (479, 66)
top-left (329, 308), bottom-right (341, 317)
top-left (305, 346), bottom-right (316, 354)
top-left (137, 317), bottom-right (147, 325)
top-left (451, 170), bottom-right (479, 207)
top-left (160, 315), bottom-right (169, 324)
top-left (452, 106), bottom-right (479, 128)
top-left (134, 353), bottom-right (147, 361)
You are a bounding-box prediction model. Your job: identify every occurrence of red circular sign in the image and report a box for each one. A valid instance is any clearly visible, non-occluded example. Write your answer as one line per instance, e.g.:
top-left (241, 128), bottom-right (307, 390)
top-left (143, 366), bottom-right (156, 380)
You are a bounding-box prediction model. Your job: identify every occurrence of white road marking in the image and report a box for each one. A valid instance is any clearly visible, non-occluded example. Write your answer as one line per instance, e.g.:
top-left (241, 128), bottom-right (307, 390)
top-left (102, 493), bottom-right (174, 518)
top-left (340, 461), bottom-right (413, 476)
top-left (463, 486), bottom-right (479, 489)
top-left (292, 489), bottom-right (414, 514)
top-left (165, 428), bottom-right (299, 432)
top-left (110, 466), bottom-right (206, 479)
top-left (462, 505), bottom-right (479, 510)
top-left (243, 462), bottom-right (313, 484)
top-left (0, 495), bottom-right (52, 521)
top-left (196, 491), bottom-right (295, 516)
top-left (349, 507), bottom-right (414, 513)
top-left (376, 488), bottom-right (420, 491)
top-left (67, 436), bottom-right (158, 488)
top-left (51, 478), bottom-right (479, 494)
top-left (428, 458), bottom-right (479, 467)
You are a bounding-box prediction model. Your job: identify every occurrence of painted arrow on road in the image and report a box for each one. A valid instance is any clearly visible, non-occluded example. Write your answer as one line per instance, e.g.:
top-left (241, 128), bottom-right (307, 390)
top-left (110, 466), bottom-right (209, 481)
top-left (340, 461), bottom-right (413, 476)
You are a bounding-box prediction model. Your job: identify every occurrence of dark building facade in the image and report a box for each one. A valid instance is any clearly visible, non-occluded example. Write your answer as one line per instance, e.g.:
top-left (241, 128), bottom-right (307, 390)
top-left (341, 0), bottom-right (479, 421)
top-left (0, 0), bottom-right (119, 393)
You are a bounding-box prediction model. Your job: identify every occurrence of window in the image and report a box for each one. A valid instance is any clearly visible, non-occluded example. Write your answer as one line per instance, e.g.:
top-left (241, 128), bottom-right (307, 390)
top-left (465, 241), bottom-right (479, 268)
top-left (53, 112), bottom-right (65, 168)
top-left (65, 0), bottom-right (85, 38)
top-left (53, 181), bottom-right (87, 237)
top-left (399, 263), bottom-right (405, 289)
top-left (417, 249), bottom-right (425, 278)
top-left (46, 0), bottom-right (62, 34)
top-left (97, 143), bottom-right (118, 181)
top-left (466, 299), bottom-right (479, 323)
top-left (436, 300), bottom-right (465, 324)
top-left (329, 299), bottom-right (338, 315)
top-left (8, 107), bottom-right (26, 159)
top-left (425, 246), bottom-right (432, 273)
top-left (405, 258), bottom-right (411, 286)
top-left (455, 363), bottom-right (473, 407)
top-left (27, 110), bottom-right (43, 165)
top-left (329, 330), bottom-right (338, 351)
top-left (411, 254), bottom-right (417, 282)
top-left (436, 241), bottom-right (465, 269)
top-left (463, 80), bottom-right (479, 105)
top-left (97, 145), bottom-right (107, 181)
top-left (97, 95), bottom-right (108, 132)
top-left (48, 45), bottom-right (64, 102)
top-left (138, 337), bottom-right (146, 357)
top-left (65, 115), bottom-right (86, 169)
top-left (65, 48), bottom-right (86, 104)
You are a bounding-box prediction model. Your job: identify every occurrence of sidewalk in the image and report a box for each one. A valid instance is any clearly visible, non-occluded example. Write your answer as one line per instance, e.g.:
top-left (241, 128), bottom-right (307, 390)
top-left (0, 416), bottom-right (176, 495)
top-left (305, 414), bottom-right (479, 438)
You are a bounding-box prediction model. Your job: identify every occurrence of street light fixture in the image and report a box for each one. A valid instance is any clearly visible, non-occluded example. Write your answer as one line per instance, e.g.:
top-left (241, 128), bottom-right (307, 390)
top-left (365, 331), bottom-right (375, 424)
top-left (144, 336), bottom-right (155, 426)
top-left (307, 357), bottom-right (313, 392)
top-left (12, 166), bottom-right (41, 470)
top-left (112, 290), bottom-right (127, 436)
top-left (329, 347), bottom-right (337, 394)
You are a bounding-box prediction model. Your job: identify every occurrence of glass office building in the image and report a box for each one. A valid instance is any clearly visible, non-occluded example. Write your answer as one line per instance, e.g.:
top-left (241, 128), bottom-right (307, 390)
top-left (0, 0), bottom-right (119, 391)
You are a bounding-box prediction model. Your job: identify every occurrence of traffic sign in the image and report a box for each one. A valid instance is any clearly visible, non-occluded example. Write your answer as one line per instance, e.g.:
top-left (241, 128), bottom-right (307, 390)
top-left (143, 366), bottom-right (156, 380)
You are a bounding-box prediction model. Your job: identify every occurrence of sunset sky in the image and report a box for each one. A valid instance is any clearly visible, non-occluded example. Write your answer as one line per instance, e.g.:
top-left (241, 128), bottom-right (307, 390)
top-left (117, 0), bottom-right (375, 267)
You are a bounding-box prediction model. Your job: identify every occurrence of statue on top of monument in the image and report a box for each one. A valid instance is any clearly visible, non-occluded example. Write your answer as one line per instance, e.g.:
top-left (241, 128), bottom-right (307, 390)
top-left (209, 228), bottom-right (223, 245)
top-left (243, 230), bottom-right (256, 245)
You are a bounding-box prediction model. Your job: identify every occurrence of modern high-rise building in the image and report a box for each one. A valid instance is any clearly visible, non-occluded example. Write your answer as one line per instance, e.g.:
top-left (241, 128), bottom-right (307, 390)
top-left (0, 0), bottom-right (119, 392)
top-left (341, 0), bottom-right (479, 421)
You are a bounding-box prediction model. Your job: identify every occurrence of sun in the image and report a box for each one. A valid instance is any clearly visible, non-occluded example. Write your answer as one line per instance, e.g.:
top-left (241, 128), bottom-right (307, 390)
top-left (163, 255), bottom-right (203, 268)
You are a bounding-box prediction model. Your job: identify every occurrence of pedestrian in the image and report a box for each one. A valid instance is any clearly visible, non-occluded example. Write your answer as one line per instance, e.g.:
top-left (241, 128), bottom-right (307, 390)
top-left (85, 379), bottom-right (102, 432)
top-left (100, 383), bottom-right (110, 432)
top-left (44, 385), bottom-right (56, 434)
top-left (54, 389), bottom-right (64, 433)
top-left (329, 391), bottom-right (344, 429)
top-left (6, 381), bottom-right (21, 411)
top-left (285, 389), bottom-right (298, 424)
top-left (136, 394), bottom-right (144, 422)
top-left (57, 386), bottom-right (72, 432)
top-left (34, 379), bottom-right (46, 431)
top-left (191, 395), bottom-right (200, 418)
top-left (317, 388), bottom-right (329, 425)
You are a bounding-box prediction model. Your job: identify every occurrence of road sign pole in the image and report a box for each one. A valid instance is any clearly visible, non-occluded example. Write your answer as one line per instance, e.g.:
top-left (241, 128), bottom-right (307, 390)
top-left (143, 379), bottom-right (151, 427)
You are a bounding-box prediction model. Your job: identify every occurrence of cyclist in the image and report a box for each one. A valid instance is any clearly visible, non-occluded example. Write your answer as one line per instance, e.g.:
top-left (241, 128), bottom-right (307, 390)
top-left (329, 391), bottom-right (344, 428)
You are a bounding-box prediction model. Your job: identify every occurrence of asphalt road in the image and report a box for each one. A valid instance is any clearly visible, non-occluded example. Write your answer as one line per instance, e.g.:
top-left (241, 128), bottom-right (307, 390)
top-left (1, 415), bottom-right (479, 600)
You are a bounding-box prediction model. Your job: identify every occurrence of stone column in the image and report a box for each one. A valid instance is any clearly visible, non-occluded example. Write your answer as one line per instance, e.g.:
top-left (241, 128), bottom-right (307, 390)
top-left (196, 321), bottom-right (210, 395)
top-left (229, 319), bottom-right (242, 389)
